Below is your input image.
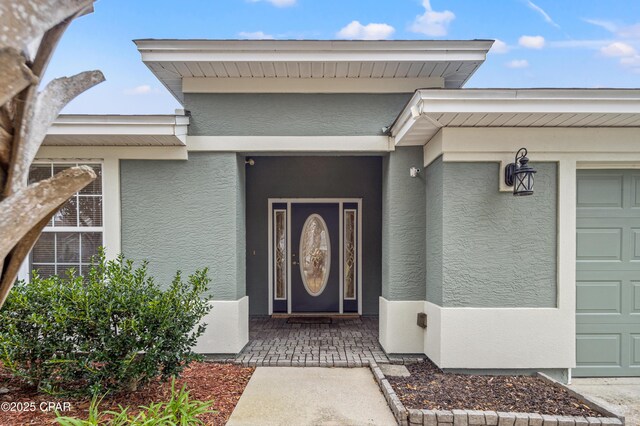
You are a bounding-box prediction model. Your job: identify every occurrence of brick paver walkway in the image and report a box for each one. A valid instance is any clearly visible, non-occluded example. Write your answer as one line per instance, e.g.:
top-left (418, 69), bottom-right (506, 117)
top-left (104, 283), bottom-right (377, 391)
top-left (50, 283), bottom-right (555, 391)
top-left (234, 316), bottom-right (390, 367)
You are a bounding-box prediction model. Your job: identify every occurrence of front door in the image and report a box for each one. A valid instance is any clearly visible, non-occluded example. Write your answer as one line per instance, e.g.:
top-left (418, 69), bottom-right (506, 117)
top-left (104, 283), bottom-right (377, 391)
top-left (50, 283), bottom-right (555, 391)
top-left (269, 199), bottom-right (361, 314)
top-left (291, 203), bottom-right (339, 312)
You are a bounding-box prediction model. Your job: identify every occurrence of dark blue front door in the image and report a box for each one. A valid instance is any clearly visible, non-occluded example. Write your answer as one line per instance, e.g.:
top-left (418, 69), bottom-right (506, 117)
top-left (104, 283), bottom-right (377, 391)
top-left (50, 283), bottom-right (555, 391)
top-left (291, 203), bottom-right (339, 312)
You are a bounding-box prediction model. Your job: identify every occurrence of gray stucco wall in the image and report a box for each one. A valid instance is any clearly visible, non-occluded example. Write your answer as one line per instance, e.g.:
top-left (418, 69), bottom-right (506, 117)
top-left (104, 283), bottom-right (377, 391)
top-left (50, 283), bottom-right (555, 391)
top-left (382, 147), bottom-right (426, 301)
top-left (120, 152), bottom-right (246, 300)
top-left (246, 156), bottom-right (382, 315)
top-left (184, 93), bottom-right (412, 136)
top-left (425, 157), bottom-right (444, 305)
top-left (425, 158), bottom-right (558, 308)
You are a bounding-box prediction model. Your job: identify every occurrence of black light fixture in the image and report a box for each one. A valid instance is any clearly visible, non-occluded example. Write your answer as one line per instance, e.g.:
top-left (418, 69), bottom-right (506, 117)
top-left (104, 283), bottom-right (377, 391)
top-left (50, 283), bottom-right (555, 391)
top-left (504, 148), bottom-right (537, 196)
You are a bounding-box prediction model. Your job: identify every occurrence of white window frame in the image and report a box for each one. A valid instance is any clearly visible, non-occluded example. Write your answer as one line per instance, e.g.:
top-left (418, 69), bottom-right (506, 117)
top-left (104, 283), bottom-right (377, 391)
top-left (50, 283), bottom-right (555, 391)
top-left (18, 160), bottom-right (105, 282)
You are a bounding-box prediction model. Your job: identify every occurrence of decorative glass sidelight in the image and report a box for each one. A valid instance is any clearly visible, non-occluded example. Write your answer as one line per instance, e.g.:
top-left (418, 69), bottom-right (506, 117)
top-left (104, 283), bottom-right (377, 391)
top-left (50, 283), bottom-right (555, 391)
top-left (274, 210), bottom-right (287, 299)
top-left (300, 214), bottom-right (330, 296)
top-left (344, 210), bottom-right (356, 299)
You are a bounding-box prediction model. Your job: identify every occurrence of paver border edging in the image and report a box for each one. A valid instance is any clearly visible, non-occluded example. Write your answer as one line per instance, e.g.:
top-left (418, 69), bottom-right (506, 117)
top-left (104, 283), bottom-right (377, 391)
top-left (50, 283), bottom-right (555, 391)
top-left (370, 361), bottom-right (410, 426)
top-left (370, 364), bottom-right (625, 426)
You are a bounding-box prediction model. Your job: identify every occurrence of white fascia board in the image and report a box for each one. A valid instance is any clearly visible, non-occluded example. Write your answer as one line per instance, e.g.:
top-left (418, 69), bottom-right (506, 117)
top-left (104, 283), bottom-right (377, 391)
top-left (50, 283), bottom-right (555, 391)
top-left (143, 50), bottom-right (488, 63)
top-left (415, 89), bottom-right (640, 114)
top-left (47, 114), bottom-right (189, 145)
top-left (183, 77), bottom-right (445, 94)
top-left (135, 39), bottom-right (493, 62)
top-left (390, 91), bottom-right (442, 144)
top-left (134, 39), bottom-right (494, 51)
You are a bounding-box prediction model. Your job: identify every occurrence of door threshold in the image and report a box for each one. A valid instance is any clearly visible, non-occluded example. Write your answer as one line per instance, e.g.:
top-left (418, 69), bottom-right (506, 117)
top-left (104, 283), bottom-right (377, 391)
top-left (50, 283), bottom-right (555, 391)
top-left (272, 313), bottom-right (360, 318)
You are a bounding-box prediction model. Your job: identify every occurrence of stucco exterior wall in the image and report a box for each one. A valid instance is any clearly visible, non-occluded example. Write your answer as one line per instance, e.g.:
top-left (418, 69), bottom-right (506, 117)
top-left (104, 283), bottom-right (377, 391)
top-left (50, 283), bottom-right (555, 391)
top-left (245, 156), bottom-right (382, 315)
top-left (184, 93), bottom-right (412, 136)
top-left (442, 162), bottom-right (557, 308)
top-left (424, 158), bottom-right (558, 308)
top-left (382, 146), bottom-right (426, 301)
top-left (425, 157), bottom-right (444, 305)
top-left (120, 152), bottom-right (246, 300)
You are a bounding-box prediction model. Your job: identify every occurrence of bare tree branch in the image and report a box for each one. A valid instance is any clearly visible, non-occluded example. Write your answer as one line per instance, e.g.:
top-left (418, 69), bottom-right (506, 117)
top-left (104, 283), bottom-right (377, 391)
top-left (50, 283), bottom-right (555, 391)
top-left (0, 166), bottom-right (96, 305)
top-left (0, 48), bottom-right (37, 107)
top-left (0, 166), bottom-right (96, 259)
top-left (4, 70), bottom-right (105, 196)
top-left (0, 0), bottom-right (93, 51)
top-left (0, 126), bottom-right (10, 166)
top-left (0, 0), bottom-right (102, 309)
top-left (0, 213), bottom-right (53, 306)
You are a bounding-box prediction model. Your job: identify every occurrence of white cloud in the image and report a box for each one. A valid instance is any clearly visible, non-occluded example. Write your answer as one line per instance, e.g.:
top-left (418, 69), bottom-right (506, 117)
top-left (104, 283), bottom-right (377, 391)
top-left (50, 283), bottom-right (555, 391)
top-left (519, 35), bottom-right (545, 49)
top-left (409, 0), bottom-right (455, 37)
top-left (238, 31), bottom-right (274, 40)
top-left (526, 0), bottom-right (560, 28)
top-left (582, 18), bottom-right (618, 33)
top-left (506, 59), bottom-right (530, 69)
top-left (489, 39), bottom-right (510, 54)
top-left (336, 21), bottom-right (395, 40)
top-left (600, 42), bottom-right (637, 57)
top-left (599, 42), bottom-right (640, 73)
top-left (559, 19), bottom-right (640, 74)
top-left (124, 85), bottom-right (156, 95)
top-left (248, 0), bottom-right (296, 7)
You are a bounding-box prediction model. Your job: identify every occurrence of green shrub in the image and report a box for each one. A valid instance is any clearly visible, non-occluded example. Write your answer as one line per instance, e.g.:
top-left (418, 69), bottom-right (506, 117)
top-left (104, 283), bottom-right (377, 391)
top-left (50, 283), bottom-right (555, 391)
top-left (0, 250), bottom-right (212, 395)
top-left (55, 379), bottom-right (215, 425)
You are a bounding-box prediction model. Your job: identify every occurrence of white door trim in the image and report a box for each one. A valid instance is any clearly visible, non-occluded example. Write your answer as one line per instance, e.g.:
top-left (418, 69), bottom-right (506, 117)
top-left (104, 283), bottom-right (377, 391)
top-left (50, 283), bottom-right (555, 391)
top-left (267, 198), bottom-right (363, 315)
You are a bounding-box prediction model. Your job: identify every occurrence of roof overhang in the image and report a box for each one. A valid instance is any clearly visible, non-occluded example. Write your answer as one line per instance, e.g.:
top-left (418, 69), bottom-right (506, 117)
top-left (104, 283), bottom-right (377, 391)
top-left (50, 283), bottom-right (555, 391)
top-left (134, 39), bottom-right (493, 102)
top-left (44, 114), bottom-right (189, 146)
top-left (392, 89), bottom-right (640, 146)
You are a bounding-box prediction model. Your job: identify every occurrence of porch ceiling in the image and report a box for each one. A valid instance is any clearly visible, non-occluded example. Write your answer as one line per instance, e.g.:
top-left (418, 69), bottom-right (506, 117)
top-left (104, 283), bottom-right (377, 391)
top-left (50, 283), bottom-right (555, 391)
top-left (44, 114), bottom-right (189, 146)
top-left (134, 39), bottom-right (494, 102)
top-left (392, 89), bottom-right (640, 146)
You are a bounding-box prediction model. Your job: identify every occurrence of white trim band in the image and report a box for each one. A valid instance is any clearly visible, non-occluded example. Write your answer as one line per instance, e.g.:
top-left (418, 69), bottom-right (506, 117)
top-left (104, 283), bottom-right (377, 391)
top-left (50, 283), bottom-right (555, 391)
top-left (183, 77), bottom-right (444, 94)
top-left (187, 136), bottom-right (394, 152)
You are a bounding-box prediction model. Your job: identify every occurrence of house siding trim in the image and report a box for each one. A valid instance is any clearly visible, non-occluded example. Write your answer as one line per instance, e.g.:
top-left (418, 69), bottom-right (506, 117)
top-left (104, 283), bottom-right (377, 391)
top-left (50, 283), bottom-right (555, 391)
top-left (186, 135), bottom-right (394, 152)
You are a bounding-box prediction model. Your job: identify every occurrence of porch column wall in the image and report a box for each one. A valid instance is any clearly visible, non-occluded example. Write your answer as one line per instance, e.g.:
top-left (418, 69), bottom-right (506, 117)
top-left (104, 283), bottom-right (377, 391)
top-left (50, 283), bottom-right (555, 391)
top-left (120, 152), bottom-right (248, 353)
top-left (380, 146), bottom-right (427, 354)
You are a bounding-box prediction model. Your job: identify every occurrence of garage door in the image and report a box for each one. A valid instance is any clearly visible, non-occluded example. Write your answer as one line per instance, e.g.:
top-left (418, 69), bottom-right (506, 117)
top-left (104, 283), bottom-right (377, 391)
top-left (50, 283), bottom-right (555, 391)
top-left (575, 170), bottom-right (640, 377)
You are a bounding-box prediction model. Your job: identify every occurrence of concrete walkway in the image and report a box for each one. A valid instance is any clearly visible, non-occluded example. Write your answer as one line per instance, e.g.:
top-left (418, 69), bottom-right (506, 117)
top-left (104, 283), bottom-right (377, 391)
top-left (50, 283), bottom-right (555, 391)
top-left (569, 378), bottom-right (640, 425)
top-left (226, 367), bottom-right (396, 426)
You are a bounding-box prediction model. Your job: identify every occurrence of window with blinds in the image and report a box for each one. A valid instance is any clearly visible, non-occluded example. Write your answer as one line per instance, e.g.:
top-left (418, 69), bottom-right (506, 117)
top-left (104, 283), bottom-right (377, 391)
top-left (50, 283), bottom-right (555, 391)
top-left (28, 163), bottom-right (104, 278)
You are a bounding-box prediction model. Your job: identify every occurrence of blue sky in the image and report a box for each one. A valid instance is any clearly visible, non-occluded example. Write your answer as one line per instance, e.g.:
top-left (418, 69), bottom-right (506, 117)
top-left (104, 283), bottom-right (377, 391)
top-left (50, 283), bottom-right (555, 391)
top-left (47, 0), bottom-right (640, 114)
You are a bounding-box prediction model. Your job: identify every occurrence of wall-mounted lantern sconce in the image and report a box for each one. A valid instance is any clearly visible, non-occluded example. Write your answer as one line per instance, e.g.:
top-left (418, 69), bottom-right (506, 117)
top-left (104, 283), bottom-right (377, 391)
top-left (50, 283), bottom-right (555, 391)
top-left (504, 148), bottom-right (536, 196)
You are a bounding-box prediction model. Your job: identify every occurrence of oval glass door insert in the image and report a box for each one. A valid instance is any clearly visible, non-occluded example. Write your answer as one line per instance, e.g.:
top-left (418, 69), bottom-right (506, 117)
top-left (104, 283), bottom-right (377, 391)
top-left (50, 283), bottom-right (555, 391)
top-left (299, 214), bottom-right (330, 296)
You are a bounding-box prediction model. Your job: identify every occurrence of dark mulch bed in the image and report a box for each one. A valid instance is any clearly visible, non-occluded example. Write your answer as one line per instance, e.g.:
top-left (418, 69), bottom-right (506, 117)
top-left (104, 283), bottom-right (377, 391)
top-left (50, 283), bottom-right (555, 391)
top-left (388, 360), bottom-right (603, 417)
top-left (0, 362), bottom-right (254, 425)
